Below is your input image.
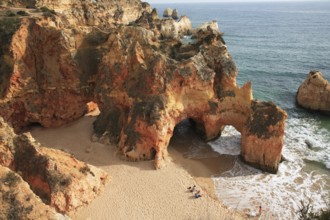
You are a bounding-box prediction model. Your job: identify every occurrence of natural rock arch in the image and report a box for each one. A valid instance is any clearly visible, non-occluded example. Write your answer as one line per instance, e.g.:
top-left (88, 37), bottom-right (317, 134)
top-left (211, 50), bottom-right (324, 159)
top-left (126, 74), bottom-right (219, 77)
top-left (0, 2), bottom-right (286, 173)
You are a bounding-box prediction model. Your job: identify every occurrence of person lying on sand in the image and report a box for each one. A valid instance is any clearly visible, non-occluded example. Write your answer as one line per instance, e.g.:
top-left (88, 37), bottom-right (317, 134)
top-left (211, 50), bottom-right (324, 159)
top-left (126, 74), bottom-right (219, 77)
top-left (194, 191), bottom-right (202, 198)
top-left (187, 185), bottom-right (196, 192)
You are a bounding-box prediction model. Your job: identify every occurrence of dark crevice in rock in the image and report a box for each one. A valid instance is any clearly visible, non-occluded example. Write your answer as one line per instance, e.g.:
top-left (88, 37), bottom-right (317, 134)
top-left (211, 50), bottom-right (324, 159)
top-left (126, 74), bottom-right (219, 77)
top-left (0, 18), bottom-right (21, 98)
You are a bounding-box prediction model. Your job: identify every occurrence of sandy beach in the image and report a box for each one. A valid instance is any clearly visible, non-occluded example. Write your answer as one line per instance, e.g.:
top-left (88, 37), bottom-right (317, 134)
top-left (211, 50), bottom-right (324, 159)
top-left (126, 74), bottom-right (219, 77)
top-left (30, 114), bottom-right (246, 220)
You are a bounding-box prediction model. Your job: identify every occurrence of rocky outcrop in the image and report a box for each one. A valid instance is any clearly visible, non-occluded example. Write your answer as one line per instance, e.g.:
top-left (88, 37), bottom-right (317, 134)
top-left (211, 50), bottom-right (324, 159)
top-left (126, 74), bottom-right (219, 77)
top-left (194, 20), bottom-right (220, 34)
top-left (172, 9), bottom-right (179, 20)
top-left (163, 7), bottom-right (173, 17)
top-left (163, 8), bottom-right (179, 20)
top-left (7, 0), bottom-right (151, 26)
top-left (0, 117), bottom-right (15, 168)
top-left (92, 22), bottom-right (287, 172)
top-left (0, 166), bottom-right (69, 220)
top-left (241, 101), bottom-right (287, 172)
top-left (177, 16), bottom-right (192, 36)
top-left (0, 16), bottom-right (91, 131)
top-left (134, 9), bottom-right (192, 39)
top-left (297, 70), bottom-right (330, 114)
top-left (0, 1), bottom-right (287, 173)
top-left (0, 118), bottom-right (109, 216)
top-left (13, 133), bottom-right (109, 214)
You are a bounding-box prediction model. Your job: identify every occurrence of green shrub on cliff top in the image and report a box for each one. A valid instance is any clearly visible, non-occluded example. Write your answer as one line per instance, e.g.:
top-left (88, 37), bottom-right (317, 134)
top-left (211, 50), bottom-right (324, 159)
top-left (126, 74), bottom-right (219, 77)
top-left (39, 6), bottom-right (56, 18)
top-left (0, 18), bottom-right (21, 54)
top-left (5, 10), bottom-right (16, 17)
top-left (40, 6), bottom-right (56, 15)
top-left (17, 11), bottom-right (29, 16)
top-left (1, 171), bottom-right (21, 188)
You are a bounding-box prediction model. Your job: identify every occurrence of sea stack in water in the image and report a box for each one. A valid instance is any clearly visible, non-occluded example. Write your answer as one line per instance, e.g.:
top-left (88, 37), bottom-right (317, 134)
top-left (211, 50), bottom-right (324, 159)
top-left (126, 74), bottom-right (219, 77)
top-left (172, 9), bottom-right (179, 19)
top-left (0, 0), bottom-right (287, 173)
top-left (163, 7), bottom-right (173, 17)
top-left (297, 70), bottom-right (330, 114)
top-left (163, 8), bottom-right (179, 19)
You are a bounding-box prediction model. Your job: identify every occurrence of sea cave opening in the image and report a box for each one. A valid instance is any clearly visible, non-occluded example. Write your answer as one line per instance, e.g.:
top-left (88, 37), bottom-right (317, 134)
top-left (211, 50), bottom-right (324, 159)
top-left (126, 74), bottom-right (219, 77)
top-left (26, 122), bottom-right (43, 131)
top-left (168, 119), bottom-right (239, 177)
top-left (25, 101), bottom-right (100, 133)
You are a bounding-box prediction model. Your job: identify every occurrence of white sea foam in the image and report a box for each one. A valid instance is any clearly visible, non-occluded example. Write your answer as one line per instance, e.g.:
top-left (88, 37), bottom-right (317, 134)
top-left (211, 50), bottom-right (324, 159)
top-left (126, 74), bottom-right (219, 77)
top-left (180, 35), bottom-right (196, 45)
top-left (284, 117), bottom-right (330, 169)
top-left (210, 118), bottom-right (330, 219)
top-left (209, 126), bottom-right (241, 156)
top-left (213, 160), bottom-right (328, 219)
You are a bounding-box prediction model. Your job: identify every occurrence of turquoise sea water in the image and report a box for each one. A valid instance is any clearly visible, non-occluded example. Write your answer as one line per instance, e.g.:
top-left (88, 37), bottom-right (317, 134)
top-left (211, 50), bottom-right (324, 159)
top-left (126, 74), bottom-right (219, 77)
top-left (153, 2), bottom-right (330, 219)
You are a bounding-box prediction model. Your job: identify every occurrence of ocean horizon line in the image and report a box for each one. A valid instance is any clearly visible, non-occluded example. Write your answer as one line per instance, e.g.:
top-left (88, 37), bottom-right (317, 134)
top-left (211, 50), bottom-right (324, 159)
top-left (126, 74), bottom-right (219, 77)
top-left (149, 1), bottom-right (329, 5)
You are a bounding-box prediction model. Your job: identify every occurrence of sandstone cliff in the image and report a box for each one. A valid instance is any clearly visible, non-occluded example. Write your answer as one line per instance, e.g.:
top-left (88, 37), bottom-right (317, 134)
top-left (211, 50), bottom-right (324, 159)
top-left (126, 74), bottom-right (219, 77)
top-left (0, 166), bottom-right (69, 220)
top-left (297, 70), bottom-right (330, 114)
top-left (0, 1), bottom-right (287, 173)
top-left (6, 0), bottom-right (151, 26)
top-left (0, 117), bottom-right (109, 216)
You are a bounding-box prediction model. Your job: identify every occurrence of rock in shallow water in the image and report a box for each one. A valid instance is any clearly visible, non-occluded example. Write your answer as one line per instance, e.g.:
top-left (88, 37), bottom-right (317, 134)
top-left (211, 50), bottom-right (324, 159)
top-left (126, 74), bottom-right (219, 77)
top-left (163, 7), bottom-right (173, 17)
top-left (297, 70), bottom-right (330, 114)
top-left (172, 9), bottom-right (179, 20)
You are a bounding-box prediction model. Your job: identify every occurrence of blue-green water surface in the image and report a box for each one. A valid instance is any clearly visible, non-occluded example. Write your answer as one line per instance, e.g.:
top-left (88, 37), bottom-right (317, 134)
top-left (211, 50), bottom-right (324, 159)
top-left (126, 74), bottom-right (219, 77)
top-left (152, 2), bottom-right (330, 219)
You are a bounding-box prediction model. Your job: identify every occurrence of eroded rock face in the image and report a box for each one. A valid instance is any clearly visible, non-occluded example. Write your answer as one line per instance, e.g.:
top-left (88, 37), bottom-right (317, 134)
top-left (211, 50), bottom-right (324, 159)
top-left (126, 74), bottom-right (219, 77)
top-left (241, 101), bottom-right (287, 172)
top-left (92, 24), bottom-right (287, 172)
top-left (163, 7), bottom-right (173, 17)
top-left (134, 9), bottom-right (192, 39)
top-left (172, 9), bottom-right (179, 20)
top-left (13, 133), bottom-right (109, 214)
top-left (195, 20), bottom-right (220, 33)
top-left (0, 166), bottom-right (69, 220)
top-left (7, 0), bottom-right (151, 26)
top-left (0, 118), bottom-right (109, 216)
top-left (0, 117), bottom-right (15, 168)
top-left (0, 1), bottom-right (287, 173)
top-left (297, 70), bottom-right (330, 114)
top-left (0, 17), bottom-right (91, 131)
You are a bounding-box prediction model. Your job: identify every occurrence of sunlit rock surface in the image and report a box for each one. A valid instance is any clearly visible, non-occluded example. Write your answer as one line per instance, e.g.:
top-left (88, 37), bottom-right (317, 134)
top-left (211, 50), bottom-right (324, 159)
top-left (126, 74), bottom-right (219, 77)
top-left (297, 70), bottom-right (330, 114)
top-left (0, 118), bottom-right (109, 216)
top-left (0, 0), bottom-right (287, 173)
top-left (0, 166), bottom-right (70, 220)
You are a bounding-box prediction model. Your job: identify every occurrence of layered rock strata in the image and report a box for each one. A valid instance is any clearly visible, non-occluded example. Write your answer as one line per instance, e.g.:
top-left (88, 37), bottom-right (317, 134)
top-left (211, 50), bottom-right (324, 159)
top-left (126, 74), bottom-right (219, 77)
top-left (0, 117), bottom-right (109, 216)
top-left (297, 70), bottom-right (330, 114)
top-left (0, 1), bottom-right (287, 173)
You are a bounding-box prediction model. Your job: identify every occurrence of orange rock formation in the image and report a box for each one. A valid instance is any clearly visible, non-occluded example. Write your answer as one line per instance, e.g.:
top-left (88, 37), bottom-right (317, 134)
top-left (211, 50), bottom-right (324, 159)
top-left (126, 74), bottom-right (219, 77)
top-left (297, 70), bottom-right (330, 114)
top-left (0, 0), bottom-right (287, 173)
top-left (0, 117), bottom-right (108, 217)
top-left (0, 166), bottom-right (69, 220)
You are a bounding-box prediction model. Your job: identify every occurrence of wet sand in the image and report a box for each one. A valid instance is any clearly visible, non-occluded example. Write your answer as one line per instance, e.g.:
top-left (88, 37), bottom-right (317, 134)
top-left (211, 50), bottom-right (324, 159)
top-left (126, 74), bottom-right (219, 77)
top-left (30, 115), bottom-right (246, 220)
top-left (168, 120), bottom-right (238, 201)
